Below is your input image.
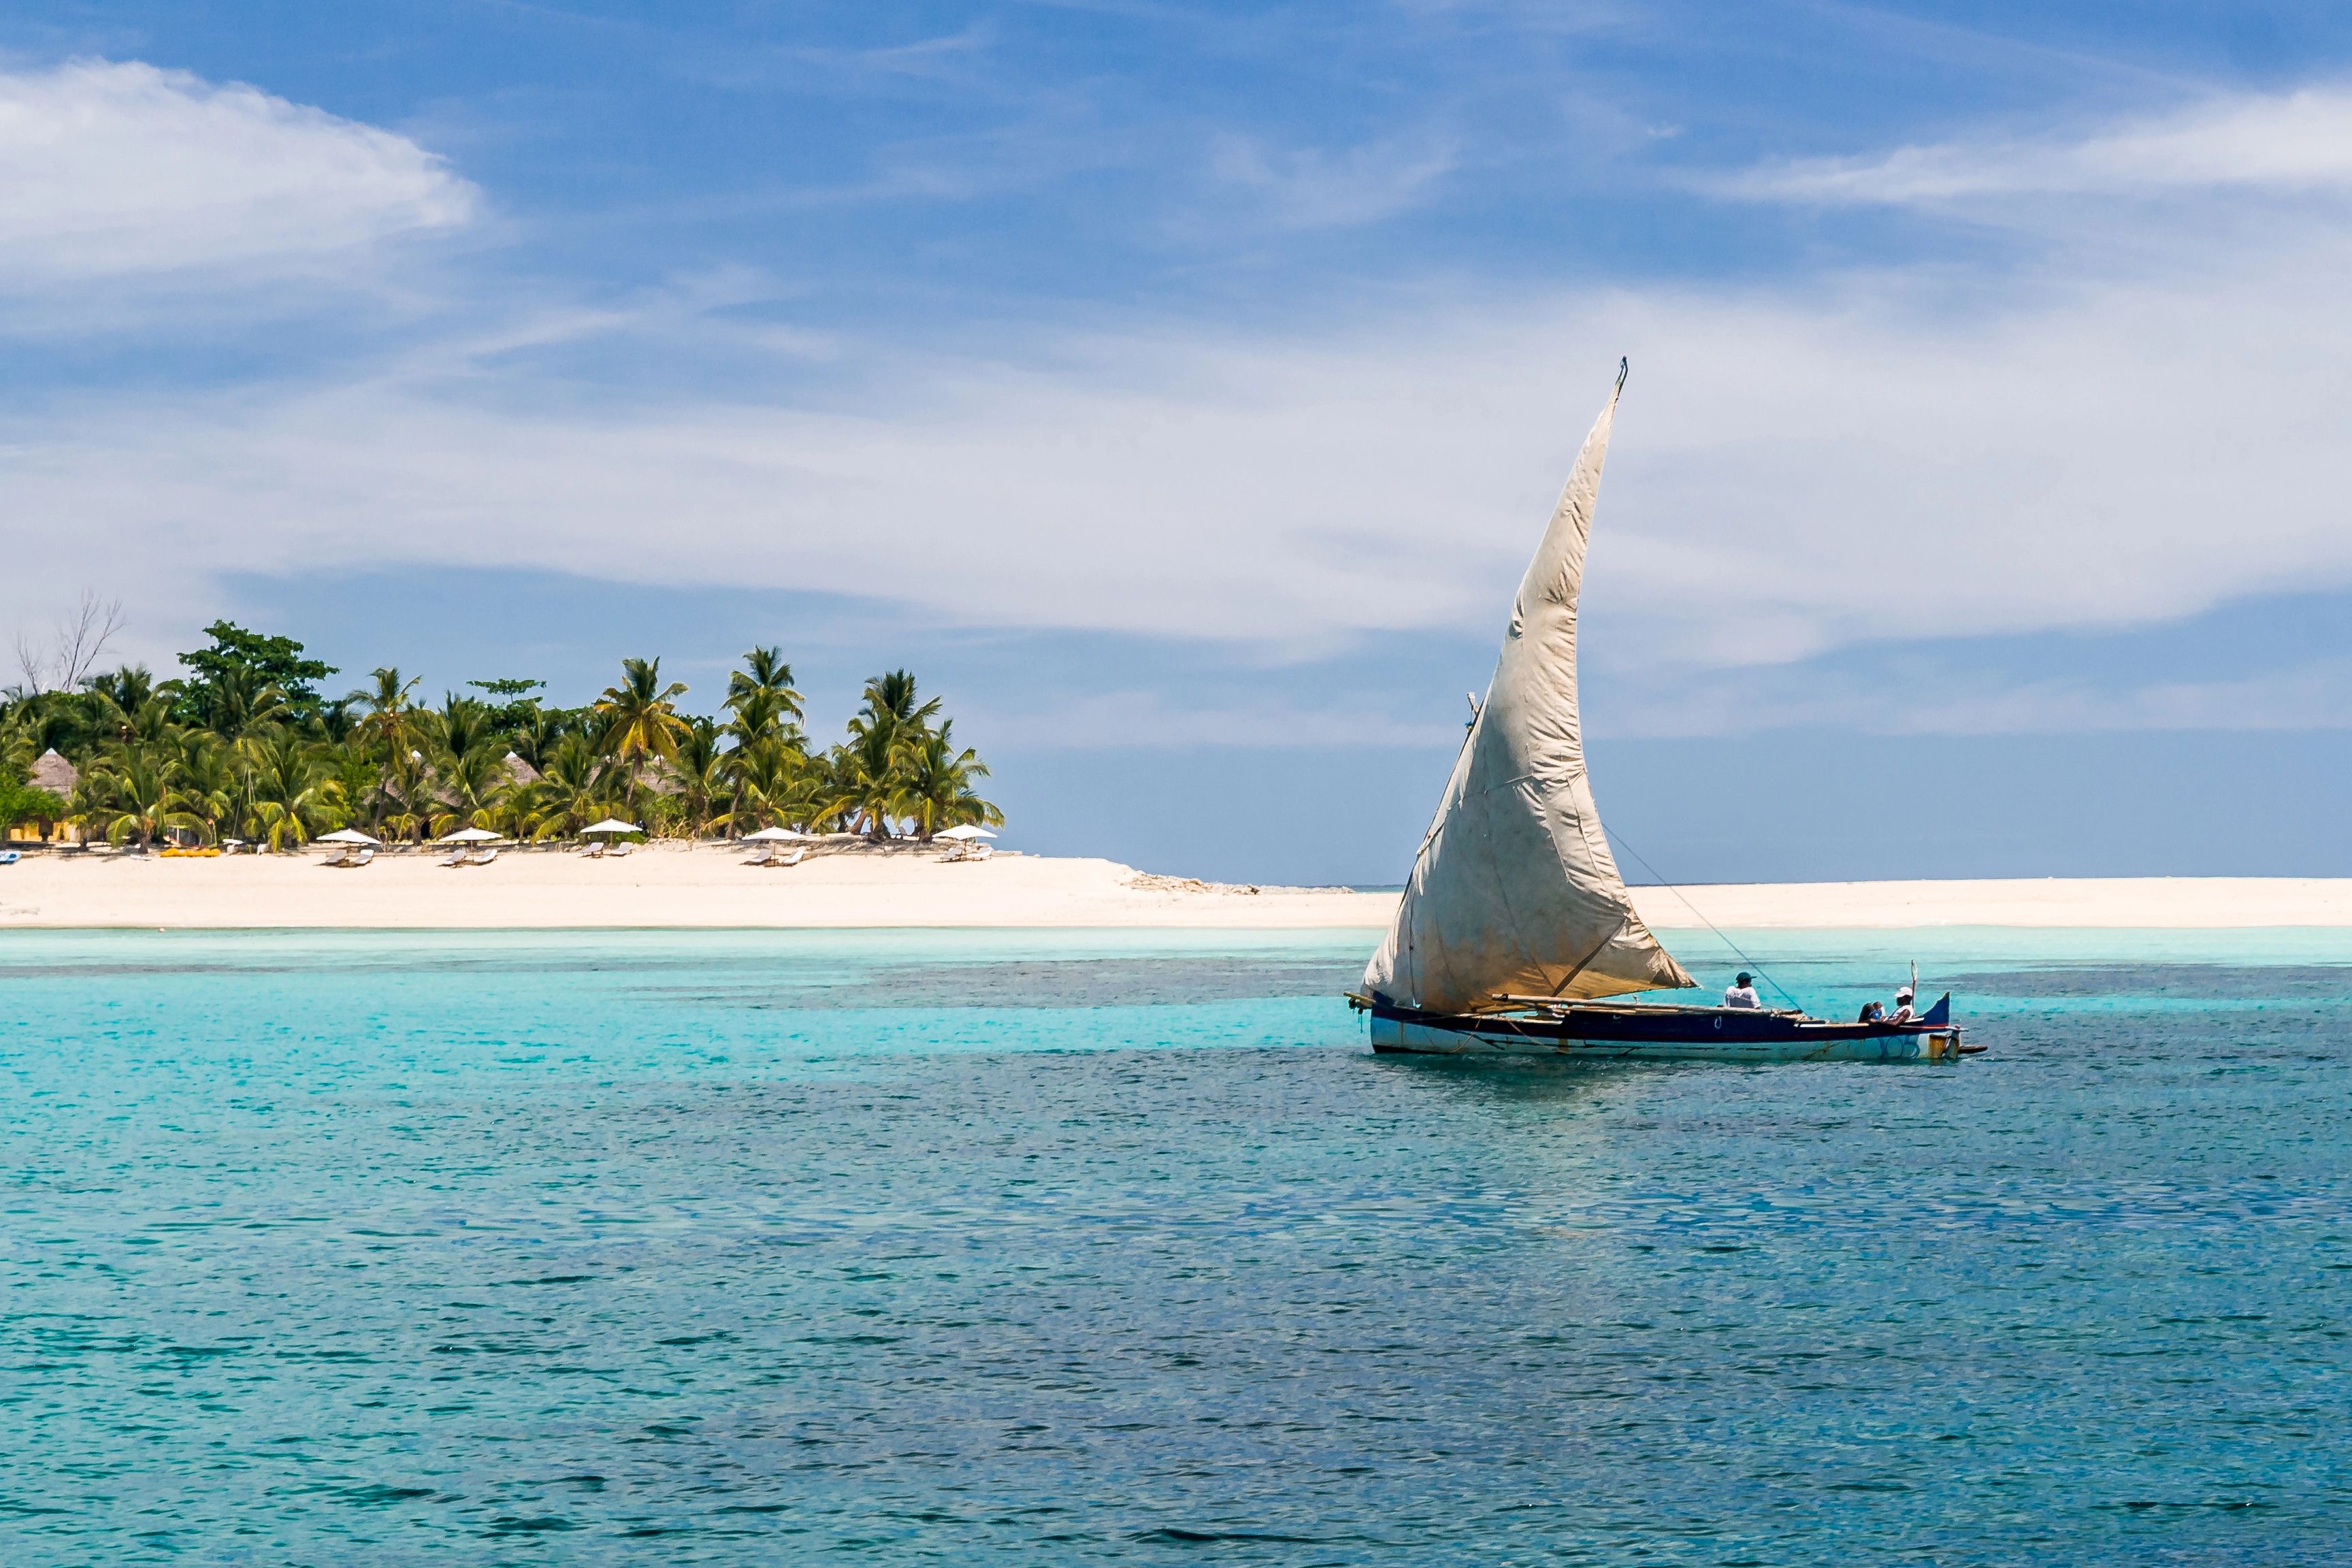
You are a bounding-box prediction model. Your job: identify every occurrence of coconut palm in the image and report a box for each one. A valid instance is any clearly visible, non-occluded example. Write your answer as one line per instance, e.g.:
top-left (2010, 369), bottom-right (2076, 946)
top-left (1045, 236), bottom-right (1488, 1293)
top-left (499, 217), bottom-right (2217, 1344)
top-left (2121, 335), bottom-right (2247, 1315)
top-left (727, 647), bottom-right (804, 736)
top-left (595, 657), bottom-right (690, 768)
top-left (519, 734), bottom-right (615, 842)
top-left (850, 670), bottom-right (941, 745)
top-left (241, 729), bottom-right (332, 852)
top-left (730, 739), bottom-right (817, 832)
top-left (176, 734), bottom-right (242, 844)
top-left (84, 749), bottom-right (199, 847)
top-left (826, 722), bottom-right (910, 840)
top-left (430, 693), bottom-right (495, 762)
top-left (428, 743), bottom-right (512, 839)
top-left (666, 716), bottom-right (731, 837)
top-left (191, 663), bottom-right (291, 739)
top-left (900, 721), bottom-right (1003, 840)
top-left (354, 668), bottom-right (423, 751)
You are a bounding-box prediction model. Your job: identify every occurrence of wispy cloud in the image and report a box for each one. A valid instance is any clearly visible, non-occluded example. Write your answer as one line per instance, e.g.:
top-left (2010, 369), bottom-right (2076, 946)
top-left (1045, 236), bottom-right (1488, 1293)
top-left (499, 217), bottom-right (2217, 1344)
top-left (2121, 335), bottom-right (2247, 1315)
top-left (0, 59), bottom-right (476, 286)
top-left (1728, 85), bottom-right (2352, 206)
top-left (1209, 130), bottom-right (1459, 229)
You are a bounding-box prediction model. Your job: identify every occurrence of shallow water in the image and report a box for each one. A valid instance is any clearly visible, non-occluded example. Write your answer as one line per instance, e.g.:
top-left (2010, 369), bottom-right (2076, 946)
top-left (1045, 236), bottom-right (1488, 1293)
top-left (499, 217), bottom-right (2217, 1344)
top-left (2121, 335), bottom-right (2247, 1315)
top-left (3, 926), bottom-right (2351, 1564)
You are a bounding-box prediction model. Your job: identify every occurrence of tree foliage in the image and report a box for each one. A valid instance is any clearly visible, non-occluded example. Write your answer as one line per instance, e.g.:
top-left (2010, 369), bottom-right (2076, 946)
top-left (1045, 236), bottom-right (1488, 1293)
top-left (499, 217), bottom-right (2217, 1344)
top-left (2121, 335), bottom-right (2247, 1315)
top-left (0, 625), bottom-right (1001, 849)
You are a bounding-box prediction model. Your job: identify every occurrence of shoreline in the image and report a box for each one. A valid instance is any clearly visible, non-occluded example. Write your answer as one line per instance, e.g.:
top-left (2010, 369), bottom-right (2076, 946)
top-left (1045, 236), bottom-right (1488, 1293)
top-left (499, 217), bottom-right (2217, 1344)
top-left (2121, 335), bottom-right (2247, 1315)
top-left (2, 845), bottom-right (2351, 930)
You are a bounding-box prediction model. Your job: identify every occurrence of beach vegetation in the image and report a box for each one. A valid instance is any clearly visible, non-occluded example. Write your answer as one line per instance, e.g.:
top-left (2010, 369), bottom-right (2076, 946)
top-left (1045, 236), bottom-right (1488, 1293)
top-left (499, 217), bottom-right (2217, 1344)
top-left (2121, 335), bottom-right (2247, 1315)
top-left (1, 622), bottom-right (1002, 849)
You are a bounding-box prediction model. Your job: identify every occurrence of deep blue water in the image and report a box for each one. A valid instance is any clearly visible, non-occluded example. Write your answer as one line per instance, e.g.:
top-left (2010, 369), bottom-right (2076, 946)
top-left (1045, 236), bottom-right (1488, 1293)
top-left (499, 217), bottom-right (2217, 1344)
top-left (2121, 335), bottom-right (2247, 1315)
top-left (3, 926), bottom-right (2351, 1565)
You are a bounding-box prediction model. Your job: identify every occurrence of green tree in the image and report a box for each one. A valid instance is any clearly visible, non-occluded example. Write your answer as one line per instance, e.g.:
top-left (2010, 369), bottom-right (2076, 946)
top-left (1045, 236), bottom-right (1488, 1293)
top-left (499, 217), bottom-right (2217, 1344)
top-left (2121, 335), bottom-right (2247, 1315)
top-left (240, 730), bottom-right (333, 852)
top-left (900, 721), bottom-right (1003, 840)
top-left (83, 749), bottom-right (199, 847)
top-left (176, 623), bottom-right (336, 723)
top-left (595, 657), bottom-right (690, 767)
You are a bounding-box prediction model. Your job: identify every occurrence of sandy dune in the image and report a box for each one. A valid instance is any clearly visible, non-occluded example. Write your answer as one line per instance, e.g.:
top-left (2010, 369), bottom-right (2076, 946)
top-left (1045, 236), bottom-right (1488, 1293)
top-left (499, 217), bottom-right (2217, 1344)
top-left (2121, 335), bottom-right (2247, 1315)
top-left (3, 842), bottom-right (2351, 930)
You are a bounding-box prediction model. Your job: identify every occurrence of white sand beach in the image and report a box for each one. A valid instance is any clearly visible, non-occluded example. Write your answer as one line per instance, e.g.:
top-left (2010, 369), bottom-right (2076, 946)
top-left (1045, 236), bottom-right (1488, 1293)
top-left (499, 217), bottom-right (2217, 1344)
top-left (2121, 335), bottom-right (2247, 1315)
top-left (2, 842), bottom-right (2350, 930)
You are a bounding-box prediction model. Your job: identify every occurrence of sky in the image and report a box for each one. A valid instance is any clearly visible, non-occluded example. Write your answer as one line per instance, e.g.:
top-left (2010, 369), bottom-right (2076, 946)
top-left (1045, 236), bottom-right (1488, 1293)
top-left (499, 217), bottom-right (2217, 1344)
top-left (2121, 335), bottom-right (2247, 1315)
top-left (5, 1), bottom-right (2351, 884)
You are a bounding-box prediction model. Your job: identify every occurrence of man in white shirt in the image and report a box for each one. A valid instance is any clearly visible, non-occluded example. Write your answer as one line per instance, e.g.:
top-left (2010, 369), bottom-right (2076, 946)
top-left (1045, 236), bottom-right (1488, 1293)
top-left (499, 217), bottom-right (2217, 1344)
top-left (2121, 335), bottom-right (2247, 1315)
top-left (1885, 986), bottom-right (1916, 1025)
top-left (1722, 972), bottom-right (1761, 1009)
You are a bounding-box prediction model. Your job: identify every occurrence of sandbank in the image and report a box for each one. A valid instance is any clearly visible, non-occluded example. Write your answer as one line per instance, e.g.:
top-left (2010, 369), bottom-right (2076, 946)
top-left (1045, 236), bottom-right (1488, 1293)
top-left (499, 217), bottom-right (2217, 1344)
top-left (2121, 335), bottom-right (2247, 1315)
top-left (2, 843), bottom-right (2350, 930)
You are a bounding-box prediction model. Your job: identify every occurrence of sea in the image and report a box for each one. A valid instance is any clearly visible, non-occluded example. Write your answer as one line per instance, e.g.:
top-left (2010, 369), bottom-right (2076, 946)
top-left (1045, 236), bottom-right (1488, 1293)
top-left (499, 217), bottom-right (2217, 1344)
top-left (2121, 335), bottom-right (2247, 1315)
top-left (3, 925), bottom-right (2349, 1565)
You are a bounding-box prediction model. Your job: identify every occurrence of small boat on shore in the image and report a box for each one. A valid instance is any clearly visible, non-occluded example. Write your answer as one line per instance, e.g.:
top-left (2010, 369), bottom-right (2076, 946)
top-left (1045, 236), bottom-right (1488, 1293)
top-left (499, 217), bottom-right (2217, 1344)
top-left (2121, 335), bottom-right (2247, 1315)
top-left (1349, 363), bottom-right (1973, 1063)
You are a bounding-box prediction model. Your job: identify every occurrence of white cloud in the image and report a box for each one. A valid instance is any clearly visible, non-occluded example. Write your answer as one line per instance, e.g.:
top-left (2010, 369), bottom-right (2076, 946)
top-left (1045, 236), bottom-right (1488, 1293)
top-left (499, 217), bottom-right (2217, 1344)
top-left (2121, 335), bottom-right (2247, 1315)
top-left (12, 235), bottom-right (2352, 687)
top-left (12, 74), bottom-right (2352, 739)
top-left (1209, 131), bottom-right (1458, 227)
top-left (1733, 85), bottom-right (2352, 206)
top-left (0, 59), bottom-right (475, 284)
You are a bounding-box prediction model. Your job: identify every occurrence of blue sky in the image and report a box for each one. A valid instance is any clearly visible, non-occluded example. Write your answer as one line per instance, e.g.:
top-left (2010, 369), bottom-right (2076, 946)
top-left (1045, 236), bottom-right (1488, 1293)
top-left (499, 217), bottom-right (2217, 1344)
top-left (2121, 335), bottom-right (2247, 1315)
top-left (7, 2), bottom-right (2352, 882)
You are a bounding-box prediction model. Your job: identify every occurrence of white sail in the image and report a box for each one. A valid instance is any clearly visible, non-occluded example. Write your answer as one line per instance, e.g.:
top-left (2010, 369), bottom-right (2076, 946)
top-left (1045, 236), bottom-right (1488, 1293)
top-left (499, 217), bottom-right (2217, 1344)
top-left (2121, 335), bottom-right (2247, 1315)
top-left (1363, 365), bottom-right (1694, 1013)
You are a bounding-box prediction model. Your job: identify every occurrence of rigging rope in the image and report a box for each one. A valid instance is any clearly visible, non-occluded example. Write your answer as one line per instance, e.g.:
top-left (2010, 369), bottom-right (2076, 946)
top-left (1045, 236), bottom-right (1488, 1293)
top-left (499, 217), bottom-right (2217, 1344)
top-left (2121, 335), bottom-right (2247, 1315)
top-left (1601, 825), bottom-right (1803, 1011)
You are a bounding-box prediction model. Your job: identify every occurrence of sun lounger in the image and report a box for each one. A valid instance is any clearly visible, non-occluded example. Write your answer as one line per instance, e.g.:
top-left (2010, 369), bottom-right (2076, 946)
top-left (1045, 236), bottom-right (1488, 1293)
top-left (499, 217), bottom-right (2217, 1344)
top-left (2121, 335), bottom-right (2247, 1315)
top-left (440, 849), bottom-right (468, 867)
top-left (468, 847), bottom-right (499, 866)
top-left (582, 842), bottom-right (605, 858)
top-left (764, 847), bottom-right (805, 868)
top-left (743, 845), bottom-right (775, 866)
top-left (608, 841), bottom-right (634, 858)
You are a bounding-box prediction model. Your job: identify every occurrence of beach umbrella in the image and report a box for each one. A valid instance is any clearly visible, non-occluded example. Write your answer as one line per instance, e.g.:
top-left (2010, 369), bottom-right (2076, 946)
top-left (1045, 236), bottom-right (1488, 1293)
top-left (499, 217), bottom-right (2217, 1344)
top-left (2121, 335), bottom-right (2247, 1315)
top-left (934, 826), bottom-right (997, 841)
top-left (580, 819), bottom-right (643, 835)
top-left (434, 827), bottom-right (504, 844)
top-left (741, 826), bottom-right (810, 842)
top-left (316, 828), bottom-right (382, 846)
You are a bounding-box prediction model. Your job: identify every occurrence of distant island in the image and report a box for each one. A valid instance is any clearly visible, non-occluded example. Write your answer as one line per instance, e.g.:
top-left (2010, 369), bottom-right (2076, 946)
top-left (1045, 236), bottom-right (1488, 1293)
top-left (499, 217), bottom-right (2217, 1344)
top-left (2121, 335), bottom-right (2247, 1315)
top-left (1, 618), bottom-right (1000, 851)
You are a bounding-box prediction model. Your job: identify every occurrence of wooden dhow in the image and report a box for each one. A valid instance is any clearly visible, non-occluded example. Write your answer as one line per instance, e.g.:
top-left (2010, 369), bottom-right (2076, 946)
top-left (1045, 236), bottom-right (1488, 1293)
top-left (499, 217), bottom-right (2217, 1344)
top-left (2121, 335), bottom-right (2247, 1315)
top-left (1350, 363), bottom-right (1972, 1063)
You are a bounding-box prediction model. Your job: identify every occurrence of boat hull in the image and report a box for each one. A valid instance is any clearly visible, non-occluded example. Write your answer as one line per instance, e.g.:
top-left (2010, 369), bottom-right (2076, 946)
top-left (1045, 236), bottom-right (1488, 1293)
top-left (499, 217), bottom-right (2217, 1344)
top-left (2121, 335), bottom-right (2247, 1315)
top-left (1363, 1004), bottom-right (1968, 1064)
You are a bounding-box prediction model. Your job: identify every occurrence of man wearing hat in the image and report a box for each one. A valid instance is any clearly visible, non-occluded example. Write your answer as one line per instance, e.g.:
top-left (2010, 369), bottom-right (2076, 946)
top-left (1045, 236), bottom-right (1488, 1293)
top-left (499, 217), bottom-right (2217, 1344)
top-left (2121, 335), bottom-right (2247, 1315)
top-left (1722, 972), bottom-right (1761, 1009)
top-left (1886, 986), bottom-right (1917, 1025)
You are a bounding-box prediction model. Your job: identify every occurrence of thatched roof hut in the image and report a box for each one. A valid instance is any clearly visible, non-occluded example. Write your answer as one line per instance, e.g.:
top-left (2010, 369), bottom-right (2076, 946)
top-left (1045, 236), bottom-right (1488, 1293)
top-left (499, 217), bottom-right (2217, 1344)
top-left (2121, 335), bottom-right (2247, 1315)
top-left (30, 749), bottom-right (76, 796)
top-left (503, 751), bottom-right (542, 786)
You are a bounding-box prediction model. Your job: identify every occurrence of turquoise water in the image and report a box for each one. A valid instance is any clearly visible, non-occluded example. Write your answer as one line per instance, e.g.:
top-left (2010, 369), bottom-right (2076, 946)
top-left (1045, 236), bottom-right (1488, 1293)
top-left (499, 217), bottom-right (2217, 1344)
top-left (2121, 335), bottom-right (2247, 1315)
top-left (4, 925), bottom-right (2351, 1563)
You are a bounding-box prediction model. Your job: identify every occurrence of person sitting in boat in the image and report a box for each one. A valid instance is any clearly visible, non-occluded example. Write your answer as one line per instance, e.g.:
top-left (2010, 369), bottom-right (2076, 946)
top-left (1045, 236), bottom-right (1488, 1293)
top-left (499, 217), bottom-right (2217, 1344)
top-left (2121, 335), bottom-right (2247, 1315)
top-left (1885, 987), bottom-right (1916, 1025)
top-left (1722, 973), bottom-right (1761, 1009)
top-left (1857, 1000), bottom-right (1886, 1024)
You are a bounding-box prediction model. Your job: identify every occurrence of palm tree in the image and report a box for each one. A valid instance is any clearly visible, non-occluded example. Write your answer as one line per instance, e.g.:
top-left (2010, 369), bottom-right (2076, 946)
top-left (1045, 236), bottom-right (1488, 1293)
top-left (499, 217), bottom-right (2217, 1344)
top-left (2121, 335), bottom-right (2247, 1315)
top-left (666, 716), bottom-right (731, 838)
top-left (177, 733), bottom-right (241, 844)
top-left (355, 668), bottom-right (423, 751)
top-left (851, 670), bottom-right (941, 743)
top-left (730, 739), bottom-right (816, 832)
top-left (900, 721), bottom-right (1003, 840)
top-left (428, 743), bottom-right (511, 840)
top-left (595, 657), bottom-right (689, 767)
top-left (518, 734), bottom-right (614, 842)
top-left (241, 729), bottom-right (332, 852)
top-left (727, 648), bottom-right (804, 736)
top-left (192, 664), bottom-right (291, 739)
top-left (430, 693), bottom-right (495, 762)
top-left (826, 722), bottom-right (909, 840)
top-left (84, 749), bottom-right (199, 847)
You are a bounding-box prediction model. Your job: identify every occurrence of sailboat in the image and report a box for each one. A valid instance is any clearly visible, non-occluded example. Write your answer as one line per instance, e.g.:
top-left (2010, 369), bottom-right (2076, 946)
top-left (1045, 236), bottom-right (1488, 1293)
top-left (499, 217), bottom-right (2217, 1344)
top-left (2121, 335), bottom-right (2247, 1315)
top-left (1349, 363), bottom-right (1972, 1063)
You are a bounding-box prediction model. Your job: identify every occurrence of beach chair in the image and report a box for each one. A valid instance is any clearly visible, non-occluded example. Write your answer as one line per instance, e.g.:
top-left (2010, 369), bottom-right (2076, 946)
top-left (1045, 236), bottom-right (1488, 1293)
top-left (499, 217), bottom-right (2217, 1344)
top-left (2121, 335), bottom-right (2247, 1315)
top-left (318, 847), bottom-right (353, 868)
top-left (582, 842), bottom-right (605, 859)
top-left (352, 848), bottom-right (374, 868)
top-left (766, 847), bottom-right (805, 869)
top-left (439, 849), bottom-right (468, 867)
top-left (609, 841), bottom-right (634, 858)
top-left (966, 844), bottom-right (992, 862)
top-left (742, 845), bottom-right (775, 866)
top-left (468, 847), bottom-right (500, 867)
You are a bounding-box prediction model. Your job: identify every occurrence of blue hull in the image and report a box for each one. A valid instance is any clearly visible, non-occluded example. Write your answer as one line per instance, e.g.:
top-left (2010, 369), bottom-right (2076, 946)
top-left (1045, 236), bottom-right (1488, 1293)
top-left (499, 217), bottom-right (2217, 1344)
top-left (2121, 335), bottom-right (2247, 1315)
top-left (1358, 997), bottom-right (1970, 1064)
